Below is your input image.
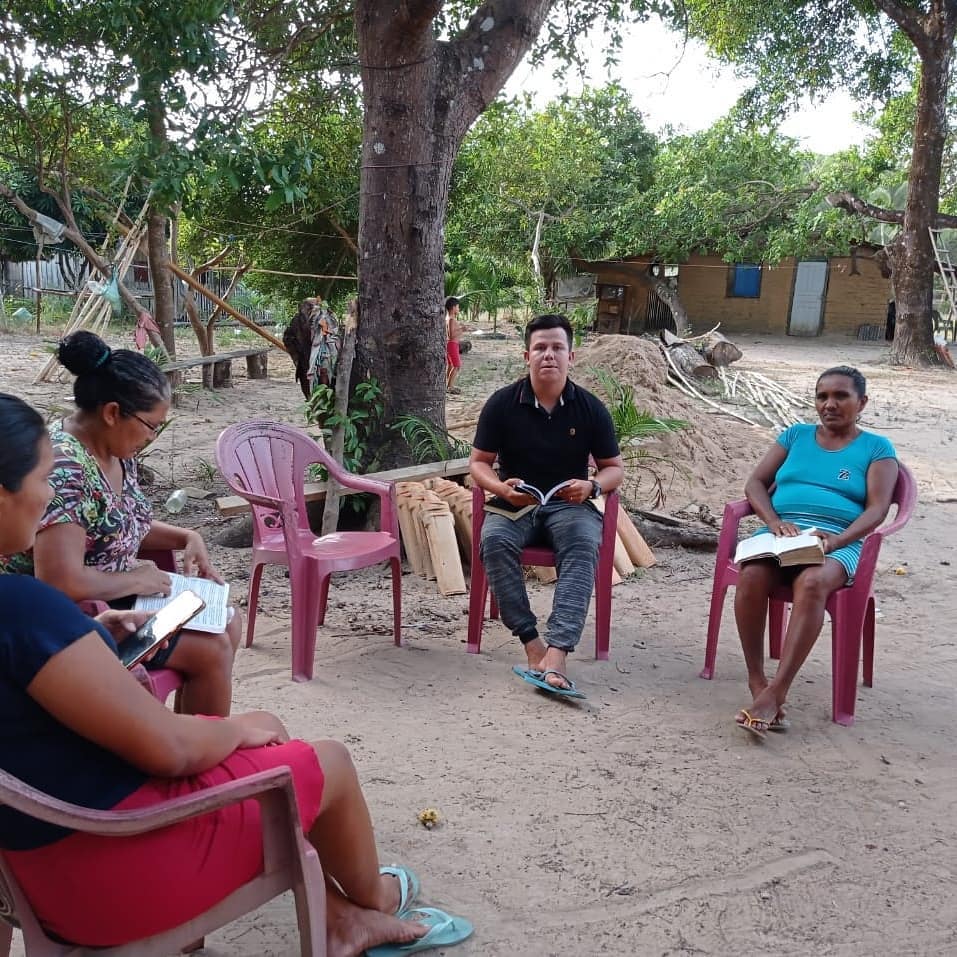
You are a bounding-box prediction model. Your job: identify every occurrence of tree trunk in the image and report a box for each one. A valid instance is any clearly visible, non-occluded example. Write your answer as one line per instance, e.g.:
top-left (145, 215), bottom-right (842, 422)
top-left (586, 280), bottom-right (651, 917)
top-left (353, 1), bottom-right (552, 467)
top-left (888, 14), bottom-right (955, 367)
top-left (145, 94), bottom-right (176, 356)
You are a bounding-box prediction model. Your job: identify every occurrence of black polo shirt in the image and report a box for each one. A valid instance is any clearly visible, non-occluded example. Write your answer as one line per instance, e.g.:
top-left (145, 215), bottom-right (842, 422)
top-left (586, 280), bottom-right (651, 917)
top-left (473, 376), bottom-right (619, 499)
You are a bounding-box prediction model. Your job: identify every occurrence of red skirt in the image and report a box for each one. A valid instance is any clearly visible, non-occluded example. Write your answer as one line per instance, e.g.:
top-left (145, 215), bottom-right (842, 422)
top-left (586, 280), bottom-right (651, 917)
top-left (5, 739), bottom-right (324, 947)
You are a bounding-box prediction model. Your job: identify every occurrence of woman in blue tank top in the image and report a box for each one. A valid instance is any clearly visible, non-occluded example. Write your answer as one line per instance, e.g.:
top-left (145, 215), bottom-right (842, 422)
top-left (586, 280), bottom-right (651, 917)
top-left (734, 367), bottom-right (899, 737)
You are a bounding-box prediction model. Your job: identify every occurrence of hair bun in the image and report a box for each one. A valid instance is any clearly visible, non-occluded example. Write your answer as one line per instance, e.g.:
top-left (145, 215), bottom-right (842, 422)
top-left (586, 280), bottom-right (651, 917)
top-left (57, 331), bottom-right (111, 376)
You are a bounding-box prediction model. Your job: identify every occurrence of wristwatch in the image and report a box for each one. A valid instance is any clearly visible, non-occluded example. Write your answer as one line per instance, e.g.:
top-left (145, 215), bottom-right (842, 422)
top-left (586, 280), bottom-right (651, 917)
top-left (589, 479), bottom-right (602, 500)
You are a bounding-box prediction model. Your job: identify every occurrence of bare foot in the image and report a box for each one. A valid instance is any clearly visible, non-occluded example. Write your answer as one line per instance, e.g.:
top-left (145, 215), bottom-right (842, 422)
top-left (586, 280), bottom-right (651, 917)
top-left (326, 888), bottom-right (425, 957)
top-left (539, 645), bottom-right (571, 690)
top-left (376, 872), bottom-right (402, 915)
top-left (735, 686), bottom-right (782, 728)
top-left (524, 637), bottom-right (547, 671)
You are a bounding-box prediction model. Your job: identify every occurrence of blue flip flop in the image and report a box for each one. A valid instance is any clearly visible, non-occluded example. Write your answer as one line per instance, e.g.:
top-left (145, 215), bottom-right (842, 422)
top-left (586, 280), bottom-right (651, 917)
top-left (366, 906), bottom-right (474, 956)
top-left (380, 865), bottom-right (420, 915)
top-left (512, 665), bottom-right (586, 699)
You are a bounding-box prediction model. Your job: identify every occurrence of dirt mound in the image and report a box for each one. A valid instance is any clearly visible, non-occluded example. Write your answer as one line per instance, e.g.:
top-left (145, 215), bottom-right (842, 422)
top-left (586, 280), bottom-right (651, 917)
top-left (574, 335), bottom-right (771, 511)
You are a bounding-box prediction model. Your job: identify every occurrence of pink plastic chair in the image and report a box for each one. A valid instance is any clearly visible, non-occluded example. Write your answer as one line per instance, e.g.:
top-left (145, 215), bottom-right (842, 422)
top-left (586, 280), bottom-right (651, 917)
top-left (700, 462), bottom-right (917, 725)
top-left (77, 548), bottom-right (184, 707)
top-left (216, 421), bottom-right (401, 681)
top-left (0, 765), bottom-right (325, 956)
top-left (467, 484), bottom-right (620, 659)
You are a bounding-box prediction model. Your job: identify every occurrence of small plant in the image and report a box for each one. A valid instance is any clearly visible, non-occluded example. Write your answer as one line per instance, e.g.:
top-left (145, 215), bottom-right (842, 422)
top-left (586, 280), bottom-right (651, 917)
top-left (393, 414), bottom-right (471, 463)
top-left (589, 367), bottom-right (691, 508)
top-left (304, 377), bottom-right (384, 476)
top-left (193, 457), bottom-right (217, 488)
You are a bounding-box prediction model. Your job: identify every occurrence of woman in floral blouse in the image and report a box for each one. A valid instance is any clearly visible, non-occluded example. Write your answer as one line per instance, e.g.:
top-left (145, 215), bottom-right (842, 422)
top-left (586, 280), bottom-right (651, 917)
top-left (1, 331), bottom-right (239, 715)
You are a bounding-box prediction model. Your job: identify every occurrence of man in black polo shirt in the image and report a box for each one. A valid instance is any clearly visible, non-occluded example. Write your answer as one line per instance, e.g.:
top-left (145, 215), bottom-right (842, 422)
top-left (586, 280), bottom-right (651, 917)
top-left (470, 313), bottom-right (624, 693)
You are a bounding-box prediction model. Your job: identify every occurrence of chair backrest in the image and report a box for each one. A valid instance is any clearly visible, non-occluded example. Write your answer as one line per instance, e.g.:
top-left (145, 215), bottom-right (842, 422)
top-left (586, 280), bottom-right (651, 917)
top-left (217, 421), bottom-right (333, 552)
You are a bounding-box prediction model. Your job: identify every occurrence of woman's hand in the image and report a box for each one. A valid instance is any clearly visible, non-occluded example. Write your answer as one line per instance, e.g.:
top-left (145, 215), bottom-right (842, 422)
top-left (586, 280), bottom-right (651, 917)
top-left (771, 521), bottom-right (802, 537)
top-left (229, 711), bottom-right (290, 749)
top-left (129, 560), bottom-right (172, 597)
top-left (94, 609), bottom-right (153, 643)
top-left (182, 531), bottom-right (223, 583)
top-left (812, 530), bottom-right (838, 554)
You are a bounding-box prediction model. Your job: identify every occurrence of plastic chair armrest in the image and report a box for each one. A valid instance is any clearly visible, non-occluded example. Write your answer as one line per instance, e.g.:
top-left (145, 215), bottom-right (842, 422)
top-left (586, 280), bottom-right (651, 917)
top-left (0, 767), bottom-right (298, 837)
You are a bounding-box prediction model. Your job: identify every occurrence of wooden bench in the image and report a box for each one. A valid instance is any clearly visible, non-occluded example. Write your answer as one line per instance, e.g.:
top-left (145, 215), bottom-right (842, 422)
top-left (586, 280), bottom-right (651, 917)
top-left (216, 457), bottom-right (472, 516)
top-left (164, 348), bottom-right (271, 390)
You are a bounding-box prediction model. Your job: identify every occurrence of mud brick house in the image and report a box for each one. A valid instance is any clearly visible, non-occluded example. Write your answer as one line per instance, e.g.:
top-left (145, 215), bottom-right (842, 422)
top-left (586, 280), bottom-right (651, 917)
top-left (574, 248), bottom-right (892, 338)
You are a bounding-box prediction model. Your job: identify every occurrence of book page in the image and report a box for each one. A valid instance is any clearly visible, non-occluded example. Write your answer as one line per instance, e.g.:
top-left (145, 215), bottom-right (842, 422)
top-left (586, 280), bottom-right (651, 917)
top-left (734, 532), bottom-right (777, 564)
top-left (515, 480), bottom-right (573, 505)
top-left (134, 572), bottom-right (230, 634)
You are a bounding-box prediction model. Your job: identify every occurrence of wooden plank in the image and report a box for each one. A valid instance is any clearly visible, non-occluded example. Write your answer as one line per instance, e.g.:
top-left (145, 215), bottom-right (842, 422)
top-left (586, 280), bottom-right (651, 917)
top-left (163, 347), bottom-right (270, 373)
top-left (216, 457), bottom-right (472, 517)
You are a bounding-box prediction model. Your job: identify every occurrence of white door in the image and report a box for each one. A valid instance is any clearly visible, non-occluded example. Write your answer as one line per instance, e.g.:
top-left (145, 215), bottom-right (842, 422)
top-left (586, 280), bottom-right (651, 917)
top-left (788, 261), bottom-right (828, 336)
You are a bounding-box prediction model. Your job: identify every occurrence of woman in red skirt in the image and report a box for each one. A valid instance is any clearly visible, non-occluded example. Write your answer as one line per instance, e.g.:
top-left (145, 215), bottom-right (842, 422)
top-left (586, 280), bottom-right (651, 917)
top-left (0, 394), bottom-right (468, 956)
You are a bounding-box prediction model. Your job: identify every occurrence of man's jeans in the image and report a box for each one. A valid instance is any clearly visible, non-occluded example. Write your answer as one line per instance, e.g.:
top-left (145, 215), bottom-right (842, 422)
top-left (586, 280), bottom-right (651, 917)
top-left (479, 501), bottom-right (603, 652)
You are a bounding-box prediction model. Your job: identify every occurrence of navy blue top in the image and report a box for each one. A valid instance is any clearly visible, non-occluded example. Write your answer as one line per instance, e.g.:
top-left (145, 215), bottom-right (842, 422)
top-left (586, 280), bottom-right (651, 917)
top-left (473, 377), bottom-right (620, 512)
top-left (0, 576), bottom-right (148, 850)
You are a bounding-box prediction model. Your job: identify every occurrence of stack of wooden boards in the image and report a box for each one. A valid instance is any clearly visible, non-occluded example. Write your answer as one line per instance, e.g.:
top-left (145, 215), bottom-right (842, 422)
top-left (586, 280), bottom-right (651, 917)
top-left (395, 478), bottom-right (656, 596)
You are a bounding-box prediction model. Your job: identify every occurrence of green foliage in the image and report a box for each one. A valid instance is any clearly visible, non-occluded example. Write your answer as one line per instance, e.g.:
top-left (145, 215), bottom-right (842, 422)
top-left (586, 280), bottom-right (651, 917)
top-left (588, 367), bottom-right (690, 508)
top-left (304, 378), bottom-right (384, 476)
top-left (447, 85), bottom-right (656, 298)
top-left (392, 415), bottom-right (471, 464)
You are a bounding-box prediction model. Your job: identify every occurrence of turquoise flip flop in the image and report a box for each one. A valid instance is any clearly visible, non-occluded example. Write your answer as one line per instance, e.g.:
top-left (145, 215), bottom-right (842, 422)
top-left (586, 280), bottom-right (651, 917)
top-left (512, 665), bottom-right (586, 699)
top-left (366, 907), bottom-right (474, 957)
top-left (380, 865), bottom-right (420, 915)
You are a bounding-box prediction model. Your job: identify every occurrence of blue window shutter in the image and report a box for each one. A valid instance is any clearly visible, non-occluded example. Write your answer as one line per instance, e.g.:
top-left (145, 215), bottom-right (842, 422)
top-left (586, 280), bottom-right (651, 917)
top-left (732, 264), bottom-right (761, 297)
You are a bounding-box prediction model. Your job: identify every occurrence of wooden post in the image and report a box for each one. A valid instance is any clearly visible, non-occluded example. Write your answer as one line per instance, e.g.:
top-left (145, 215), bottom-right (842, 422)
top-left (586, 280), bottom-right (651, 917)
top-left (246, 352), bottom-right (268, 378)
top-left (321, 301), bottom-right (358, 537)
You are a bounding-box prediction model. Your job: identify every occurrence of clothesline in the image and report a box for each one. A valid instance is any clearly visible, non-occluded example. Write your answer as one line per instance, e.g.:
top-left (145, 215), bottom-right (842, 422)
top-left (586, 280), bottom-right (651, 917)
top-left (200, 266), bottom-right (357, 280)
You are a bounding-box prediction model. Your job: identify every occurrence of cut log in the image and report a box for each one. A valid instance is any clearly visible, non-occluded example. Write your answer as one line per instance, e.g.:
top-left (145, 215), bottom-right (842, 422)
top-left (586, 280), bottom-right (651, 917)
top-left (702, 331), bottom-right (743, 367)
top-left (419, 502), bottom-right (467, 595)
top-left (661, 329), bottom-right (718, 380)
top-left (630, 512), bottom-right (719, 550)
top-left (616, 508), bottom-right (657, 568)
top-left (612, 532), bottom-right (635, 579)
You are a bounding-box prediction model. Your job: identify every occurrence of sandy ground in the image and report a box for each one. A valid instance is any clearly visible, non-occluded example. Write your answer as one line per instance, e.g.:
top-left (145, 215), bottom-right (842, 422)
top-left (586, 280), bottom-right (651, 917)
top-left (3, 326), bottom-right (956, 956)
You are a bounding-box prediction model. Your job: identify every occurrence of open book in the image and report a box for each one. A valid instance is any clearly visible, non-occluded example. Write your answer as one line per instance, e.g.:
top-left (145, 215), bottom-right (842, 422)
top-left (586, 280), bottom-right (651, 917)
top-left (134, 572), bottom-right (230, 634)
top-left (734, 530), bottom-right (825, 567)
top-left (514, 480), bottom-right (573, 506)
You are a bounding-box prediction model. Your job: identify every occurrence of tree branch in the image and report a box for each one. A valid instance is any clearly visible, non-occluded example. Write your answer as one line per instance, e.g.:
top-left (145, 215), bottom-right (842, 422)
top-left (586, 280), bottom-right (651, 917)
top-left (827, 189), bottom-right (957, 228)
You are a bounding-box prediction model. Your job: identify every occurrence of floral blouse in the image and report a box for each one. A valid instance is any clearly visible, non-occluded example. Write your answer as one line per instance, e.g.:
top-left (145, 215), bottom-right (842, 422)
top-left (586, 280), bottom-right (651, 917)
top-left (0, 422), bottom-right (153, 576)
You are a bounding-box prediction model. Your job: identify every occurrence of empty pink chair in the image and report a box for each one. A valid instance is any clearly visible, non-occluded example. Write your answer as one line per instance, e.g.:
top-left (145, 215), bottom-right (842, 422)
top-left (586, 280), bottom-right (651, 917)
top-left (700, 462), bottom-right (917, 725)
top-left (467, 484), bottom-right (620, 659)
top-left (0, 765), bottom-right (325, 956)
top-left (216, 421), bottom-right (401, 681)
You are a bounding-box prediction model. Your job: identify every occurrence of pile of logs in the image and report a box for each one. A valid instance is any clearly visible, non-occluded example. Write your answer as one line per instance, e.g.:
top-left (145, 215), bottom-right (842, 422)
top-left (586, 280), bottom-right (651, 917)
top-left (394, 479), bottom-right (657, 596)
top-left (660, 326), bottom-right (810, 429)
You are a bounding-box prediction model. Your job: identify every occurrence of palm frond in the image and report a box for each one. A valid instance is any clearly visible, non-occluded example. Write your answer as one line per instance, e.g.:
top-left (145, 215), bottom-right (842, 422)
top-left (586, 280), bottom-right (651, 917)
top-left (393, 415), bottom-right (471, 463)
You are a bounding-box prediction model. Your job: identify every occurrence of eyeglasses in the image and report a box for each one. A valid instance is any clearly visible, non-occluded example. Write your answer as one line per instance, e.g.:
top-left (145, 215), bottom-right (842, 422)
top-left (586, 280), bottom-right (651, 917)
top-left (129, 412), bottom-right (166, 437)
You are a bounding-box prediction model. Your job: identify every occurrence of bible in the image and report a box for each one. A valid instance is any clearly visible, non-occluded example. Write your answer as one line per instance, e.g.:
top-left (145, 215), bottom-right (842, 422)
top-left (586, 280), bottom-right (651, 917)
top-left (734, 530), bottom-right (825, 567)
top-left (134, 572), bottom-right (230, 634)
top-left (513, 480), bottom-right (573, 505)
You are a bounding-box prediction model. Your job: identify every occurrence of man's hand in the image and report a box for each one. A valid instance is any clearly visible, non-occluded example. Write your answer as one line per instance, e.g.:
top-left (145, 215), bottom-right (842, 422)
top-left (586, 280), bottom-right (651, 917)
top-left (182, 531), bottom-right (224, 583)
top-left (501, 477), bottom-right (538, 507)
top-left (555, 479), bottom-right (594, 505)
